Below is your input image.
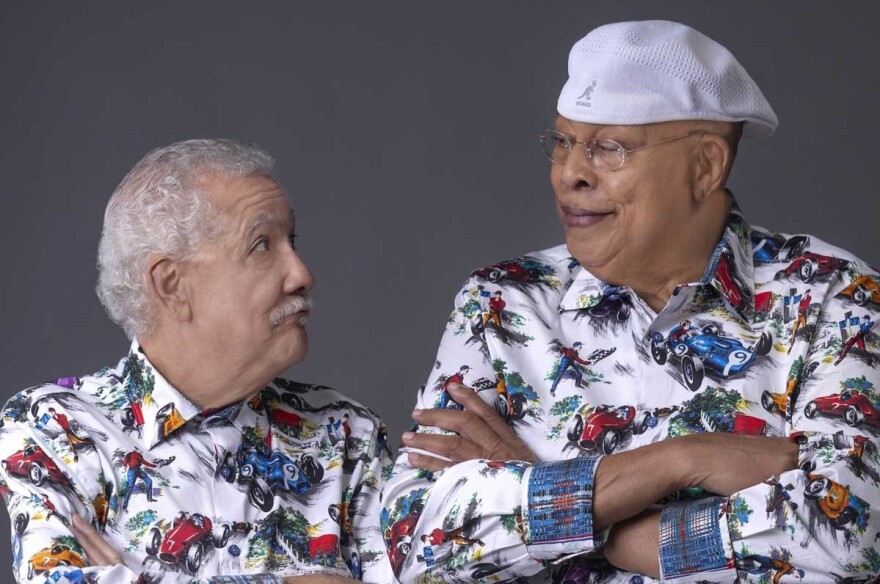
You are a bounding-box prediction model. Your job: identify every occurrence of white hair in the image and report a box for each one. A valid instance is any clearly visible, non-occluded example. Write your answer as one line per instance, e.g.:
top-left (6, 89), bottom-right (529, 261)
top-left (96, 138), bottom-right (276, 339)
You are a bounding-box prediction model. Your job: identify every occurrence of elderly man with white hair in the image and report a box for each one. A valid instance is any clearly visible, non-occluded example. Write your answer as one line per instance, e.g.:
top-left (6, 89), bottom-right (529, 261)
top-left (0, 139), bottom-right (393, 583)
top-left (387, 20), bottom-right (880, 582)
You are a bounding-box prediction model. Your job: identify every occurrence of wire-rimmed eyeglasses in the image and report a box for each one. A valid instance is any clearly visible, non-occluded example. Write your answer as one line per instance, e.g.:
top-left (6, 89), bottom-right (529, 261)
top-left (538, 129), bottom-right (709, 171)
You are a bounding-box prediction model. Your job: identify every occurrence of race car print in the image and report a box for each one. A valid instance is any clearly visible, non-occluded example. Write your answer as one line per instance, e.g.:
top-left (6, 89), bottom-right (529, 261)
top-left (385, 501), bottom-right (424, 576)
top-left (651, 322), bottom-right (772, 391)
top-left (751, 233), bottom-right (809, 264)
top-left (761, 361), bottom-right (819, 420)
top-left (838, 275), bottom-right (880, 308)
top-left (145, 512), bottom-right (231, 573)
top-left (804, 474), bottom-right (869, 531)
top-left (219, 443), bottom-right (325, 511)
top-left (27, 543), bottom-right (86, 580)
top-left (774, 252), bottom-right (850, 284)
top-left (566, 404), bottom-right (652, 454)
top-left (803, 388), bottom-right (880, 430)
top-left (2, 445), bottom-right (71, 488)
top-left (472, 258), bottom-right (555, 285)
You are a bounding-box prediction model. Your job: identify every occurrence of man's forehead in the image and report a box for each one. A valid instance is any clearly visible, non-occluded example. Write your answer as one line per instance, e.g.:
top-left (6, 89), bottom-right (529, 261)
top-left (244, 206), bottom-right (296, 234)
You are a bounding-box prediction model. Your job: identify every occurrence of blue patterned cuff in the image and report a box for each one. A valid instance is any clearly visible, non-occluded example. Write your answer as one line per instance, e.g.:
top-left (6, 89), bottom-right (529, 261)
top-left (659, 496), bottom-right (729, 580)
top-left (524, 455), bottom-right (602, 558)
top-left (200, 575), bottom-right (284, 584)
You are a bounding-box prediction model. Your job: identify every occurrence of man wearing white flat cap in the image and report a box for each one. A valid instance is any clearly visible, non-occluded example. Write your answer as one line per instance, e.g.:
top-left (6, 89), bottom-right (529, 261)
top-left (386, 20), bottom-right (880, 582)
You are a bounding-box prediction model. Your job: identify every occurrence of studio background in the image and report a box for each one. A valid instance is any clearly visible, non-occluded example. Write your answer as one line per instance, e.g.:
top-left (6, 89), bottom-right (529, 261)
top-left (1, 1), bottom-right (877, 571)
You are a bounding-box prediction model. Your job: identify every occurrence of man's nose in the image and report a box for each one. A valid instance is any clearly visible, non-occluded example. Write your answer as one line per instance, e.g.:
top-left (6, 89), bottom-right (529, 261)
top-left (560, 145), bottom-right (597, 191)
top-left (283, 249), bottom-right (315, 294)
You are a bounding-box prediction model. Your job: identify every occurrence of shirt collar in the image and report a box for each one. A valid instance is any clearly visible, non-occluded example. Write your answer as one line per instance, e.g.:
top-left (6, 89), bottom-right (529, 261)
top-left (122, 341), bottom-right (268, 449)
top-left (559, 200), bottom-right (756, 324)
top-left (122, 341), bottom-right (202, 450)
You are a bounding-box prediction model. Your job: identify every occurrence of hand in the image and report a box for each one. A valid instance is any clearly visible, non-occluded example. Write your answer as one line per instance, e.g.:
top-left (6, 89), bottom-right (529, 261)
top-left (680, 432), bottom-right (799, 495)
top-left (402, 383), bottom-right (537, 471)
top-left (603, 509), bottom-right (661, 579)
top-left (70, 514), bottom-right (123, 566)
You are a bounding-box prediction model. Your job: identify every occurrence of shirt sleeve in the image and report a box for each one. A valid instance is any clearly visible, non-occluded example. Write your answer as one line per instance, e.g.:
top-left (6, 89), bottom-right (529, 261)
top-left (0, 399), bottom-right (200, 584)
top-left (660, 266), bottom-right (880, 582)
top-left (381, 280), bottom-right (602, 583)
top-left (0, 394), bottom-right (295, 584)
top-left (340, 415), bottom-right (396, 582)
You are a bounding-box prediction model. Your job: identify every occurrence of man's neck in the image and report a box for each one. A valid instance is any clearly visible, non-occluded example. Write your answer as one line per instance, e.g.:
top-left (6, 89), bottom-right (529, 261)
top-left (590, 193), bottom-right (732, 314)
top-left (138, 330), bottom-right (255, 410)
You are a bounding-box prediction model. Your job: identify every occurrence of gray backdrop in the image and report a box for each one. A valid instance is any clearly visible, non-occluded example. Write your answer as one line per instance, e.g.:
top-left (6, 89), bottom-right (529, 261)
top-left (1, 0), bottom-right (877, 572)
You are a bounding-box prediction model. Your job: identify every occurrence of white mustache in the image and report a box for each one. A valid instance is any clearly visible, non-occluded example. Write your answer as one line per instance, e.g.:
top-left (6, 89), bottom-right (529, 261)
top-left (270, 295), bottom-right (313, 327)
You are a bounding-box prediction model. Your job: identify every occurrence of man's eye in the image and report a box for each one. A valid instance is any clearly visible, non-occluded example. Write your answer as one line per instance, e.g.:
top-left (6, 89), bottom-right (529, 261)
top-left (251, 238), bottom-right (269, 253)
top-left (595, 139), bottom-right (622, 153)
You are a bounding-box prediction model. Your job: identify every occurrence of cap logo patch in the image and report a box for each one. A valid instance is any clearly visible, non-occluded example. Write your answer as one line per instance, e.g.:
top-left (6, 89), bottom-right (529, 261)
top-left (576, 80), bottom-right (597, 107)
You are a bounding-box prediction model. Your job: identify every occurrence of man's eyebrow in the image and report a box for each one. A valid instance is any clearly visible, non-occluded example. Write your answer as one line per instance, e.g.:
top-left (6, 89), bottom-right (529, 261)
top-left (243, 208), bottom-right (296, 241)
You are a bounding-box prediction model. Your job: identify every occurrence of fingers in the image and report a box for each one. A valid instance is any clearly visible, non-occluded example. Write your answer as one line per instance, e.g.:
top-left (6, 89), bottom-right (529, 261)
top-left (71, 515), bottom-right (123, 566)
top-left (407, 450), bottom-right (453, 472)
top-left (402, 432), bottom-right (485, 464)
top-left (413, 407), bottom-right (496, 442)
top-left (445, 383), bottom-right (516, 437)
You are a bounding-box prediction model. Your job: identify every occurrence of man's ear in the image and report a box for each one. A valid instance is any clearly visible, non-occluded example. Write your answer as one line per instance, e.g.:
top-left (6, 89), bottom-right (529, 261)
top-left (147, 257), bottom-right (191, 323)
top-left (694, 134), bottom-right (731, 201)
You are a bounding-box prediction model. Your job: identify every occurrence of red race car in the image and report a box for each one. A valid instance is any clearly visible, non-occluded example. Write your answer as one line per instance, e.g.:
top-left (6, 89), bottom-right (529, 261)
top-left (566, 405), bottom-right (650, 454)
top-left (386, 502), bottom-right (424, 575)
top-left (804, 389), bottom-right (880, 429)
top-left (145, 512), bottom-right (230, 573)
top-left (713, 250), bottom-right (747, 312)
top-left (2, 445), bottom-right (71, 488)
top-left (775, 252), bottom-right (849, 283)
top-left (472, 259), bottom-right (554, 284)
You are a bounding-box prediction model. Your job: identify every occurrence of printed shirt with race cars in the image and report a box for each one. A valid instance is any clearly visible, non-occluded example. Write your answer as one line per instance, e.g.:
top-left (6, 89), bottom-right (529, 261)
top-left (382, 203), bottom-right (880, 583)
top-left (0, 342), bottom-right (395, 584)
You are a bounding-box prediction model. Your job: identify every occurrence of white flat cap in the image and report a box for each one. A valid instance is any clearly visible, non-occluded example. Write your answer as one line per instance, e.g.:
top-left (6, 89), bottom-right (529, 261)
top-left (557, 20), bottom-right (778, 138)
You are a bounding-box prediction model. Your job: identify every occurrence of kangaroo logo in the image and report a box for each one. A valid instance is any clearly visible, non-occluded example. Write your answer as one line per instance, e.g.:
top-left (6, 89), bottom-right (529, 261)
top-left (576, 80), bottom-right (598, 107)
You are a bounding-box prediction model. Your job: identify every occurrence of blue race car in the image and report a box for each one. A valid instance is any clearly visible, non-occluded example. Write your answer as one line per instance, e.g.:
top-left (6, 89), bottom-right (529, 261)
top-left (219, 444), bottom-right (324, 511)
top-left (751, 233), bottom-right (809, 264)
top-left (651, 324), bottom-right (772, 391)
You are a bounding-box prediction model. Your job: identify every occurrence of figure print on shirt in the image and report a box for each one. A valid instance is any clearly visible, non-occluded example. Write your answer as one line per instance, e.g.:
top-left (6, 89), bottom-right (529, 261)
top-left (783, 287), bottom-right (815, 355)
top-left (734, 547), bottom-right (805, 582)
top-left (545, 339), bottom-right (616, 396)
top-left (650, 319), bottom-right (773, 391)
top-left (417, 511), bottom-right (486, 578)
top-left (26, 389), bottom-right (109, 467)
top-left (117, 353), bottom-right (155, 436)
top-left (798, 432), bottom-right (880, 488)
